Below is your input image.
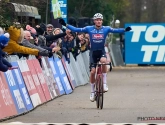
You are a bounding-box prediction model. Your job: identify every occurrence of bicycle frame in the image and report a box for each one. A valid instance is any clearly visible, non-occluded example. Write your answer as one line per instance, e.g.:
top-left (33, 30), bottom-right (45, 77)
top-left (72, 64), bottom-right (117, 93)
top-left (94, 62), bottom-right (110, 109)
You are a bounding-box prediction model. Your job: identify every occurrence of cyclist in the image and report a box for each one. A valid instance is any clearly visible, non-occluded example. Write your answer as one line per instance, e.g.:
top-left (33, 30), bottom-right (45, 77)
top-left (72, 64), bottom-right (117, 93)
top-left (59, 13), bottom-right (131, 102)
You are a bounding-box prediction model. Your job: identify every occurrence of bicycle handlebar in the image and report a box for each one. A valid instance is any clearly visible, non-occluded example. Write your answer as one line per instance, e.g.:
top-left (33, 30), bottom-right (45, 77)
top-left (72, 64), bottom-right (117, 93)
top-left (93, 62), bottom-right (113, 71)
top-left (93, 62), bottom-right (111, 66)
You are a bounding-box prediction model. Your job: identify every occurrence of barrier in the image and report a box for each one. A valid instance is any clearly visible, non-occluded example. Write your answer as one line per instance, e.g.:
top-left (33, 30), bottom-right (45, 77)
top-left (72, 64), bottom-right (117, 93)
top-left (11, 62), bottom-right (33, 111)
top-left (31, 59), bottom-right (52, 101)
top-left (0, 50), bottom-right (90, 120)
top-left (61, 56), bottom-right (76, 89)
top-left (109, 43), bottom-right (124, 66)
top-left (17, 60), bottom-right (42, 107)
top-left (26, 59), bottom-right (47, 104)
top-left (53, 57), bottom-right (72, 94)
top-left (41, 57), bottom-right (58, 98)
top-left (69, 53), bottom-right (84, 86)
top-left (81, 51), bottom-right (90, 76)
top-left (0, 72), bottom-right (17, 119)
top-left (62, 56), bottom-right (77, 88)
top-left (76, 53), bottom-right (89, 84)
top-left (48, 57), bottom-right (65, 95)
top-left (4, 69), bottom-right (27, 114)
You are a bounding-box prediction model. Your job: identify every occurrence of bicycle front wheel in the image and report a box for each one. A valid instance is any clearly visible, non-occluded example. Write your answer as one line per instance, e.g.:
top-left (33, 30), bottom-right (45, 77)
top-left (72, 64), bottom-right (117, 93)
top-left (99, 75), bottom-right (104, 109)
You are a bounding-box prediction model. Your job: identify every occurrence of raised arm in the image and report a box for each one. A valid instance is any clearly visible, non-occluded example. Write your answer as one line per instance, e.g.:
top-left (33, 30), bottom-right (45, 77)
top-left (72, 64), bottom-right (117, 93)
top-left (59, 18), bottom-right (88, 33)
top-left (66, 24), bottom-right (88, 32)
top-left (108, 26), bottom-right (125, 33)
top-left (108, 26), bottom-right (132, 33)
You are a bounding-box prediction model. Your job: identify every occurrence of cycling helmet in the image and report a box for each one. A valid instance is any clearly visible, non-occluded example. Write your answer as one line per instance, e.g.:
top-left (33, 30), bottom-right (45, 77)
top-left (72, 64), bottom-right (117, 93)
top-left (93, 13), bottom-right (103, 20)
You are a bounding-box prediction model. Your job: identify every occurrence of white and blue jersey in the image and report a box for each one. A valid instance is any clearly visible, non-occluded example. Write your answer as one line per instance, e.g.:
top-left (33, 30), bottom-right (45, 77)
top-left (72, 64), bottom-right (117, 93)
top-left (67, 25), bottom-right (125, 51)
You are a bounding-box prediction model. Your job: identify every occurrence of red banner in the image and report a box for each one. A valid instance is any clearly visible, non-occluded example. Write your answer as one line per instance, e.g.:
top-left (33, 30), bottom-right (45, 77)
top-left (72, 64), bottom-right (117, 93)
top-left (26, 60), bottom-right (47, 103)
top-left (61, 57), bottom-right (75, 90)
top-left (0, 72), bottom-right (17, 119)
top-left (17, 60), bottom-right (41, 107)
top-left (32, 59), bottom-right (51, 101)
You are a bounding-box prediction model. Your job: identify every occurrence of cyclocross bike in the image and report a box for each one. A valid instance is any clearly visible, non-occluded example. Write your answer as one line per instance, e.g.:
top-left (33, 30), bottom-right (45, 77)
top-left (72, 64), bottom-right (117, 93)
top-left (94, 61), bottom-right (111, 109)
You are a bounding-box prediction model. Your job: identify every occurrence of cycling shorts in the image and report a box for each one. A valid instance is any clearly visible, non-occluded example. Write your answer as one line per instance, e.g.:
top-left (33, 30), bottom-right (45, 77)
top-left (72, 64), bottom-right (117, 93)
top-left (89, 49), bottom-right (106, 71)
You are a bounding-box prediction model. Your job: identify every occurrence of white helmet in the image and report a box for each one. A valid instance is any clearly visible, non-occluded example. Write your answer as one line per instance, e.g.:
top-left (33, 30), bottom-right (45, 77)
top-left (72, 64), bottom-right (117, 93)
top-left (93, 13), bottom-right (103, 20)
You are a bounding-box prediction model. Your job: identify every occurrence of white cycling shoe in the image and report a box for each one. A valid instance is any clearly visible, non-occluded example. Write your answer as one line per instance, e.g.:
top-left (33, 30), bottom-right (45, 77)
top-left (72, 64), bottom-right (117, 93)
top-left (90, 93), bottom-right (95, 102)
top-left (103, 84), bottom-right (108, 92)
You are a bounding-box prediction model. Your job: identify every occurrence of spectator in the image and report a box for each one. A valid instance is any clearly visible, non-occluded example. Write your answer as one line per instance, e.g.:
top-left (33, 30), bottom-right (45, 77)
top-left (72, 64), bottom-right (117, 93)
top-left (0, 33), bottom-right (12, 72)
top-left (73, 33), bottom-right (84, 60)
top-left (22, 31), bottom-right (50, 56)
top-left (36, 25), bottom-right (69, 48)
top-left (67, 33), bottom-right (75, 53)
top-left (35, 26), bottom-right (61, 55)
top-left (26, 25), bottom-right (37, 35)
top-left (46, 24), bottom-right (54, 35)
top-left (80, 38), bottom-right (87, 52)
top-left (51, 28), bottom-right (63, 58)
top-left (2, 26), bottom-right (39, 56)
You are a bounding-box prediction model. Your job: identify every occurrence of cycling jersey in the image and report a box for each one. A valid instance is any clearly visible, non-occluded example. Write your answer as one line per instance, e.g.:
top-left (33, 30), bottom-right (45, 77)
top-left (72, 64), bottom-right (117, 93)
top-left (67, 25), bottom-right (125, 51)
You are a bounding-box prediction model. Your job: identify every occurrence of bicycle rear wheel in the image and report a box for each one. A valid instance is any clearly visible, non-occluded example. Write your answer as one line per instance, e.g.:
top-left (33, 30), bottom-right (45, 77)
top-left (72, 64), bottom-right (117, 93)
top-left (99, 76), bottom-right (104, 109)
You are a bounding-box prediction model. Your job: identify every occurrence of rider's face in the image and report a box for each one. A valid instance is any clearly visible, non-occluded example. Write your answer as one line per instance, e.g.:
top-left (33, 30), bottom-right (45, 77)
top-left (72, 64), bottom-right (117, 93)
top-left (94, 18), bottom-right (103, 27)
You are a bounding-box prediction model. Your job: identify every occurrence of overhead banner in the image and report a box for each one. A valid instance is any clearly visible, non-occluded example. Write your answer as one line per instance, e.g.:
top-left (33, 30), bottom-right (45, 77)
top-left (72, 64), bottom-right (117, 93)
top-left (125, 23), bottom-right (165, 64)
top-left (51, 0), bottom-right (67, 23)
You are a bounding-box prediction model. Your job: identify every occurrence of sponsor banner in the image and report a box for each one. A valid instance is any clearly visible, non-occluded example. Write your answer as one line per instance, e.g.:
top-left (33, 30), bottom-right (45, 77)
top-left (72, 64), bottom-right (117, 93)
top-left (48, 57), bottom-right (65, 95)
top-left (17, 60), bottom-right (41, 107)
top-left (0, 72), bottom-right (17, 119)
top-left (41, 57), bottom-right (58, 98)
top-left (11, 62), bottom-right (33, 111)
top-left (32, 59), bottom-right (52, 101)
top-left (4, 70), bottom-right (27, 114)
top-left (51, 0), bottom-right (67, 22)
top-left (125, 23), bottom-right (165, 64)
top-left (26, 60), bottom-right (47, 103)
top-left (54, 57), bottom-right (72, 94)
top-left (62, 56), bottom-right (77, 88)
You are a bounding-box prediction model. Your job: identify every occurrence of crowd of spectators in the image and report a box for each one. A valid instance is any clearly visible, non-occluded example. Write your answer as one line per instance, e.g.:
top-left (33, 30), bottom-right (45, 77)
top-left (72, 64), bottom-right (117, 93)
top-left (0, 22), bottom-right (91, 72)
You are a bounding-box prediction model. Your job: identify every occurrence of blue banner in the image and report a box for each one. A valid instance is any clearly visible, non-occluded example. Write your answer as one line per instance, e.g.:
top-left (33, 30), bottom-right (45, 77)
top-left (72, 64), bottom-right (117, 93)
top-left (125, 23), bottom-right (165, 64)
top-left (4, 68), bottom-right (27, 114)
top-left (11, 62), bottom-right (33, 111)
top-left (58, 0), bottom-right (67, 23)
top-left (48, 57), bottom-right (65, 95)
top-left (51, 0), bottom-right (67, 23)
top-left (53, 58), bottom-right (72, 94)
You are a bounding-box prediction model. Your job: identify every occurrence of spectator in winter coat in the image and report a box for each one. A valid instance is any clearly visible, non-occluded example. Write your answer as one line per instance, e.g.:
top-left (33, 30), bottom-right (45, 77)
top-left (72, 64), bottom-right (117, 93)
top-left (22, 31), bottom-right (50, 56)
top-left (3, 26), bottom-right (39, 56)
top-left (0, 33), bottom-right (12, 72)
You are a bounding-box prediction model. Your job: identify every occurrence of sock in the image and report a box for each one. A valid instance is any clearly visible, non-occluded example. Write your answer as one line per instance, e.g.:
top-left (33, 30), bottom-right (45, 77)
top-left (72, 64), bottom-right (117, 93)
top-left (90, 83), bottom-right (95, 92)
top-left (102, 73), bottom-right (107, 84)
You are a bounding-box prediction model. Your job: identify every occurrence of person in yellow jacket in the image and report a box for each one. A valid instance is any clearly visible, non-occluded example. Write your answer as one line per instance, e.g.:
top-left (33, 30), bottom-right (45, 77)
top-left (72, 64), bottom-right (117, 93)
top-left (3, 26), bottom-right (39, 56)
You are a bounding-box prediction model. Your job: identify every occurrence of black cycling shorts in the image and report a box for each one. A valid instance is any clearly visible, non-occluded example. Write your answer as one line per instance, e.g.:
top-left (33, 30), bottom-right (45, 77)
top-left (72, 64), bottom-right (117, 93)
top-left (89, 50), bottom-right (106, 70)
